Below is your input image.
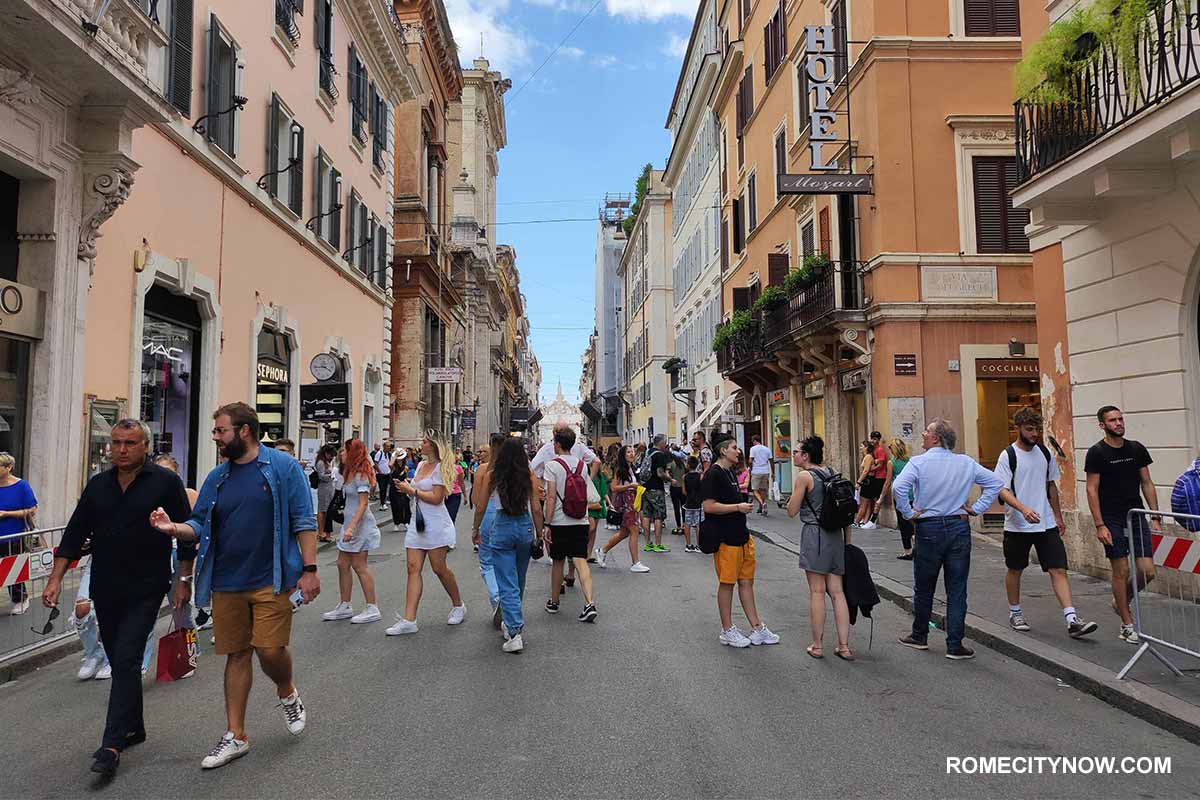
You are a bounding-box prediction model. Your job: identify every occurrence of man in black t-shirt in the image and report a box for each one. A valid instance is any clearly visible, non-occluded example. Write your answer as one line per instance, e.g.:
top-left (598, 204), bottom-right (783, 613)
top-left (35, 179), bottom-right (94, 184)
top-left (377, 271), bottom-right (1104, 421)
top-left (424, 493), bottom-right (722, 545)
top-left (641, 435), bottom-right (673, 552)
top-left (1084, 406), bottom-right (1161, 644)
top-left (700, 435), bottom-right (779, 649)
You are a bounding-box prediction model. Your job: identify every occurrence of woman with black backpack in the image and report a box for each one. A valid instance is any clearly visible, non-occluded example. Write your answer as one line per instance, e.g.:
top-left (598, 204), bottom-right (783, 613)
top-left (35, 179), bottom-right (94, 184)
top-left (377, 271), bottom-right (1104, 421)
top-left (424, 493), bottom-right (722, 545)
top-left (787, 436), bottom-right (853, 661)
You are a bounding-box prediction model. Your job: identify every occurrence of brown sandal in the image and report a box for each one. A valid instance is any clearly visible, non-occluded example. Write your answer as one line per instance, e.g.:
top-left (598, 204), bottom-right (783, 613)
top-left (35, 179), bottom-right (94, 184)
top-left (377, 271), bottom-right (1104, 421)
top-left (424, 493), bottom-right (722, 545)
top-left (806, 644), bottom-right (824, 659)
top-left (834, 644), bottom-right (855, 661)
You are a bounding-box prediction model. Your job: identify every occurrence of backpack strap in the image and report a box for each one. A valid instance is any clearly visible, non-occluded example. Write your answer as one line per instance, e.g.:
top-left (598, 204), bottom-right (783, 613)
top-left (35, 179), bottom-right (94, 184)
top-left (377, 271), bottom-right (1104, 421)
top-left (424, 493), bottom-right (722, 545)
top-left (803, 467), bottom-right (828, 517)
top-left (1037, 442), bottom-right (1053, 484)
top-left (1005, 445), bottom-right (1017, 500)
top-left (573, 459), bottom-right (584, 477)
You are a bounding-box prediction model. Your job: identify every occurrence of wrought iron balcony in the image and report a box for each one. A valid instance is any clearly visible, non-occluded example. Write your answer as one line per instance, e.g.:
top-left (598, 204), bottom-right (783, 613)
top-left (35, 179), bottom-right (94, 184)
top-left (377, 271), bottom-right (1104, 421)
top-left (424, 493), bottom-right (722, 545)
top-left (716, 323), bottom-right (767, 375)
top-left (762, 260), bottom-right (864, 347)
top-left (275, 0), bottom-right (301, 46)
top-left (1015, 1), bottom-right (1200, 182)
top-left (319, 56), bottom-right (339, 100)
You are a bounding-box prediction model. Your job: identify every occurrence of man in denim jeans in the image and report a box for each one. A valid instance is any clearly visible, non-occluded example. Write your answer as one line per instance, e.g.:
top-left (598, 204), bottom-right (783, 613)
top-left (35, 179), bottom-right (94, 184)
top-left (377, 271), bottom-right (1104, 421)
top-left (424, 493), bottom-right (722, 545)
top-left (891, 419), bottom-right (1003, 660)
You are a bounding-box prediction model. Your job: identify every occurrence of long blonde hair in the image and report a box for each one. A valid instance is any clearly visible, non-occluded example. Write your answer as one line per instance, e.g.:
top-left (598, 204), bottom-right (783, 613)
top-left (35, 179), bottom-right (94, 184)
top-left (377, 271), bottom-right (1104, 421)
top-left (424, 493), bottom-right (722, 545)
top-left (423, 431), bottom-right (456, 490)
top-left (888, 438), bottom-right (910, 461)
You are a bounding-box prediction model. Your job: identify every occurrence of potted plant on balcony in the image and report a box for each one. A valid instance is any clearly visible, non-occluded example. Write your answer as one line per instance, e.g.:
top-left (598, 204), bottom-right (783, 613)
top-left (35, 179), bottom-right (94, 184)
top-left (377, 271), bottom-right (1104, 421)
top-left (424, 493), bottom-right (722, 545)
top-left (662, 356), bottom-right (687, 389)
top-left (751, 286), bottom-right (787, 314)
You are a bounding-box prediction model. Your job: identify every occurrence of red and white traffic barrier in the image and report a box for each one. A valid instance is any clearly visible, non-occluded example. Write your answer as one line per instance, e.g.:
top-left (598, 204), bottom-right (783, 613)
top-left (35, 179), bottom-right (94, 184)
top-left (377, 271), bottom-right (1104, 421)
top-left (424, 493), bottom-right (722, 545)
top-left (0, 552), bottom-right (30, 589)
top-left (1150, 532), bottom-right (1200, 574)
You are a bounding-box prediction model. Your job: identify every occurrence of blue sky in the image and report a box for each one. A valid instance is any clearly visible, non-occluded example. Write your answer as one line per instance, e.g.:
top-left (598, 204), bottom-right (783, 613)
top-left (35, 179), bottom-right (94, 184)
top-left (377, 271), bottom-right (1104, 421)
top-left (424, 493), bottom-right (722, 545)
top-left (443, 0), bottom-right (697, 406)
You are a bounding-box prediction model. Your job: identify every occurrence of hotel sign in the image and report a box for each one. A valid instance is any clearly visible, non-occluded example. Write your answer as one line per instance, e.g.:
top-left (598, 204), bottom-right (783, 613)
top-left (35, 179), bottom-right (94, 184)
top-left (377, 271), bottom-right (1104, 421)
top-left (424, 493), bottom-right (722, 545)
top-left (778, 173), bottom-right (873, 195)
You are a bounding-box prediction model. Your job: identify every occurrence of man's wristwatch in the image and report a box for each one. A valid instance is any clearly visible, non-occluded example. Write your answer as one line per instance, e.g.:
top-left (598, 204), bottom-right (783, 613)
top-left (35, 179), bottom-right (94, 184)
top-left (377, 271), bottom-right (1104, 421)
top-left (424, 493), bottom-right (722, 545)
top-left (179, 575), bottom-right (193, 583)
top-left (302, 564), bottom-right (318, 573)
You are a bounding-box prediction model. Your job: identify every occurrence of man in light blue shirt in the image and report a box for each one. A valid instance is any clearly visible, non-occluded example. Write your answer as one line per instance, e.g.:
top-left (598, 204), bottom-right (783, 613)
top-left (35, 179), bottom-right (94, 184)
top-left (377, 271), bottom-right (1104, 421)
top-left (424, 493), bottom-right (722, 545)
top-left (892, 418), bottom-right (1003, 660)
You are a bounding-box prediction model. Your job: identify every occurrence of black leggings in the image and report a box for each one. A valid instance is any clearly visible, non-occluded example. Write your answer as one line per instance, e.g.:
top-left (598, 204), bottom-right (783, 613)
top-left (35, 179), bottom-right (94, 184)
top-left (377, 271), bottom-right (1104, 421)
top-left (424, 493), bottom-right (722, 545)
top-left (670, 486), bottom-right (684, 528)
top-left (898, 515), bottom-right (914, 551)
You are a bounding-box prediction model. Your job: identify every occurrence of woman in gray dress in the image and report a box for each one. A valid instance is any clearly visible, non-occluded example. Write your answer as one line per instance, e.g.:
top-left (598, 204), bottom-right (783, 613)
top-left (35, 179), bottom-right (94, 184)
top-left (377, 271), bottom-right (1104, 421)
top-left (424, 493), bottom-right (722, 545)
top-left (314, 445), bottom-right (338, 542)
top-left (787, 436), bottom-right (853, 661)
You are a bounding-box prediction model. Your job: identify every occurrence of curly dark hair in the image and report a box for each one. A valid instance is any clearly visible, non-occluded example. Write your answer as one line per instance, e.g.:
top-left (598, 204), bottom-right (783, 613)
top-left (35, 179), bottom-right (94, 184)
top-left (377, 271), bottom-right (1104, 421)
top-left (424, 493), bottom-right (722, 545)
top-left (492, 437), bottom-right (532, 516)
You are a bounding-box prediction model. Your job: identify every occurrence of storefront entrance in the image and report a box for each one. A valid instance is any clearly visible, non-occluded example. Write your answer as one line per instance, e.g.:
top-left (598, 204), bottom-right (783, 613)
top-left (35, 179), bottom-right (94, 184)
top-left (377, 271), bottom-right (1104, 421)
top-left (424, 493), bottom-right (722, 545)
top-left (976, 357), bottom-right (1041, 466)
top-left (257, 328), bottom-right (293, 444)
top-left (141, 286), bottom-right (202, 484)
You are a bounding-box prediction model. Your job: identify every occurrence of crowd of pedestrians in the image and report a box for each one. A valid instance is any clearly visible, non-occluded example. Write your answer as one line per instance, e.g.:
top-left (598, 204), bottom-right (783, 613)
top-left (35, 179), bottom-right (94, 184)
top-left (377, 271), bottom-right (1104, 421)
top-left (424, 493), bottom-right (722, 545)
top-left (20, 394), bottom-right (1194, 783)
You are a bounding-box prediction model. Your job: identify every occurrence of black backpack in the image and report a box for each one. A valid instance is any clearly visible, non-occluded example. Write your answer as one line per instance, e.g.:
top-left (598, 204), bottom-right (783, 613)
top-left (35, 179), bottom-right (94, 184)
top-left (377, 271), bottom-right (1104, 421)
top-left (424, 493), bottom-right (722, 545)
top-left (1001, 443), bottom-right (1053, 505)
top-left (805, 467), bottom-right (858, 531)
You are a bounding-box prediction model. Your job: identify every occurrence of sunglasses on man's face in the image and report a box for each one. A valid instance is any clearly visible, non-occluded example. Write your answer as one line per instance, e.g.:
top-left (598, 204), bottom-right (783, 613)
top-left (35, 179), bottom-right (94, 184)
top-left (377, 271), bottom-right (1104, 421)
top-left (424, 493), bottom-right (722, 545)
top-left (32, 605), bottom-right (60, 636)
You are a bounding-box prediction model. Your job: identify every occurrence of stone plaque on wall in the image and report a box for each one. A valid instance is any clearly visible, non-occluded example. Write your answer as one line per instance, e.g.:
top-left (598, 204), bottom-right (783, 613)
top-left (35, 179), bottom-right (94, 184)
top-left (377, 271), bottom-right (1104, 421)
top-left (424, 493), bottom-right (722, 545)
top-left (888, 397), bottom-right (925, 453)
top-left (920, 266), bottom-right (997, 302)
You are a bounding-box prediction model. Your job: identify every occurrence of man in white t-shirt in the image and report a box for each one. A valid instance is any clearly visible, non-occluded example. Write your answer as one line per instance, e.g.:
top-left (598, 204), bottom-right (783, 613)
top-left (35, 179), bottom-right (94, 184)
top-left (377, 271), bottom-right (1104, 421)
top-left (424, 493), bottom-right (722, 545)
top-left (747, 435), bottom-right (773, 516)
top-left (373, 442), bottom-right (392, 509)
top-left (994, 407), bottom-right (1096, 640)
top-left (530, 422), bottom-right (599, 481)
top-left (541, 427), bottom-right (598, 622)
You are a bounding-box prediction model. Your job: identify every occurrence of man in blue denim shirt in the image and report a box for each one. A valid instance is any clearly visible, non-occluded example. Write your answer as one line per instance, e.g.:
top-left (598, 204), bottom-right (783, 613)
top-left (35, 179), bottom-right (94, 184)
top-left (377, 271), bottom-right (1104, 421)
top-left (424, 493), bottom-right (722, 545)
top-left (152, 402), bottom-right (319, 770)
top-left (892, 418), bottom-right (1003, 660)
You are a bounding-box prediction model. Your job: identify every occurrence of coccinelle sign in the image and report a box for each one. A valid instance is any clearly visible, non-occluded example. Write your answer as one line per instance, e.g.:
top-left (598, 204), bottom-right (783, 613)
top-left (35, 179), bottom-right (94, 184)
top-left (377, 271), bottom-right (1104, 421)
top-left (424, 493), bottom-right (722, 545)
top-left (976, 358), bottom-right (1039, 379)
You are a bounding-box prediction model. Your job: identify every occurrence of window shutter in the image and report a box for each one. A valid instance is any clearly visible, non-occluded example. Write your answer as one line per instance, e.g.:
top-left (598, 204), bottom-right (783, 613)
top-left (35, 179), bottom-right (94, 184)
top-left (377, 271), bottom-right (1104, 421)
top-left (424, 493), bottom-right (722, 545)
top-left (346, 193), bottom-right (357, 262)
top-left (972, 157), bottom-right (1005, 253)
top-left (329, 167), bottom-right (341, 249)
top-left (744, 66), bottom-right (753, 117)
top-left (748, 174), bottom-right (757, 230)
top-left (965, 0), bottom-right (1018, 36)
top-left (290, 123), bottom-right (304, 215)
top-left (797, 64), bottom-right (809, 131)
top-left (832, 1), bottom-right (848, 82)
top-left (359, 202), bottom-right (369, 272)
top-left (732, 197), bottom-right (743, 253)
top-left (775, 131), bottom-right (787, 197)
top-left (267, 94), bottom-right (280, 197)
top-left (720, 213), bottom-right (729, 271)
top-left (768, 253), bottom-right (790, 287)
top-left (1002, 158), bottom-right (1030, 253)
top-left (994, 0), bottom-right (1020, 35)
top-left (205, 17), bottom-right (220, 140)
top-left (735, 79), bottom-right (744, 136)
top-left (168, 0), bottom-right (194, 116)
top-left (733, 287), bottom-right (751, 311)
top-left (369, 81), bottom-right (377, 132)
top-left (314, 0), bottom-right (325, 50)
top-left (818, 207), bottom-right (831, 255)
top-left (314, 147), bottom-right (324, 232)
top-left (802, 220), bottom-right (815, 256)
top-left (348, 42), bottom-right (356, 100)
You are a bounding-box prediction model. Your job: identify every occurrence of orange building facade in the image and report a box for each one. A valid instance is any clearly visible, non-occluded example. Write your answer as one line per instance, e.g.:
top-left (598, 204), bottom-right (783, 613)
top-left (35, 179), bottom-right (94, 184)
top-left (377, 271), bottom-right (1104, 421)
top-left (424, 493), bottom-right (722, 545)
top-left (711, 0), bottom-right (1038, 512)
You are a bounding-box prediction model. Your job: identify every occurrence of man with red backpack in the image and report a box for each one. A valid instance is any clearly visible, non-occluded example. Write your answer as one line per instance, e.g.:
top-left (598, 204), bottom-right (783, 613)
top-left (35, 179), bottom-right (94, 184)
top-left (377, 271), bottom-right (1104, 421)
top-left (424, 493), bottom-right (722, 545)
top-left (541, 427), bottom-right (598, 622)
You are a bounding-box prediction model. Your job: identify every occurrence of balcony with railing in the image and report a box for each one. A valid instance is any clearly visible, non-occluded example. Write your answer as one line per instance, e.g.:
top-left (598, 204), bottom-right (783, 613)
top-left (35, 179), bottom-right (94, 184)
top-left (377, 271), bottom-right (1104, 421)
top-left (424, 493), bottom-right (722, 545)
top-left (1015, 0), bottom-right (1200, 184)
top-left (319, 55), bottom-right (339, 100)
top-left (275, 0), bottom-right (301, 46)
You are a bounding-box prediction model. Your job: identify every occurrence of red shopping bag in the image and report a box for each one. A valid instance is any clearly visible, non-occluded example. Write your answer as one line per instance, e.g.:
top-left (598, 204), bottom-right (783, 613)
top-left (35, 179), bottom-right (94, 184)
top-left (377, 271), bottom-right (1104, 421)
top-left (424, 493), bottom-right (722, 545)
top-left (156, 608), bottom-right (198, 682)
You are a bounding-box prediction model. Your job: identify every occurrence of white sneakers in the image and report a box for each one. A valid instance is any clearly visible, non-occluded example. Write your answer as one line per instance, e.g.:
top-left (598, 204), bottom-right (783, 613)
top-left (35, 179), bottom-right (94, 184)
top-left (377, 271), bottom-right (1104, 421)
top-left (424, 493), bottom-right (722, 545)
top-left (502, 633), bottom-right (524, 653)
top-left (321, 602), bottom-right (354, 621)
top-left (447, 605), bottom-right (467, 625)
top-left (279, 690), bottom-right (307, 735)
top-left (859, 521), bottom-right (878, 530)
top-left (95, 664), bottom-right (112, 680)
top-left (749, 624), bottom-right (781, 646)
top-left (9, 598), bottom-right (29, 616)
top-left (351, 605), bottom-right (381, 624)
top-left (385, 616), bottom-right (418, 635)
top-left (593, 547), bottom-right (607, 568)
top-left (630, 561), bottom-right (650, 573)
top-left (201, 732), bottom-right (250, 769)
top-left (77, 657), bottom-right (102, 680)
top-left (719, 626), bottom-right (752, 648)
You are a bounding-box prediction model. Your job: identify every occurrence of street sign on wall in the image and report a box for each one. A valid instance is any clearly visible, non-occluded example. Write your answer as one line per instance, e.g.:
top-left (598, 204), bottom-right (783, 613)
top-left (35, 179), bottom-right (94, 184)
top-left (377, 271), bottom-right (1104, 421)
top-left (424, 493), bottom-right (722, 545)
top-left (428, 367), bottom-right (462, 384)
top-left (778, 173), bottom-right (874, 195)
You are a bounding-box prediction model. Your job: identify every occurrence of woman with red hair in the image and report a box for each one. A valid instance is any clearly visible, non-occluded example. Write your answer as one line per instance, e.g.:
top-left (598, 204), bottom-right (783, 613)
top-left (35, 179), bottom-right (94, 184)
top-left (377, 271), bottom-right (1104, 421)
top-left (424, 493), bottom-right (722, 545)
top-left (322, 439), bottom-right (382, 624)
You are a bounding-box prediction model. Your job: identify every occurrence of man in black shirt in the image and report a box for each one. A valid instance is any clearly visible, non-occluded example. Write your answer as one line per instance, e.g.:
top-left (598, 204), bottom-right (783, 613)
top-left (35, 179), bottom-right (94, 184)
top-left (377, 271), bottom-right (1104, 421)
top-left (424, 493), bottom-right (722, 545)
top-left (43, 419), bottom-right (194, 779)
top-left (700, 435), bottom-right (779, 649)
top-left (1084, 406), bottom-right (1161, 644)
top-left (641, 435), bottom-right (673, 552)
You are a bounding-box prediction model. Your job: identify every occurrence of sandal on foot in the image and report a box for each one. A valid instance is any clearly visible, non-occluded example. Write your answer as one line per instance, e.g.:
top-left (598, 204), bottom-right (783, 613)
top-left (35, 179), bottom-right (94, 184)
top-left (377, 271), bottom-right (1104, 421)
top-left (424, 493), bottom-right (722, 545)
top-left (806, 645), bottom-right (824, 659)
top-left (835, 644), bottom-right (855, 661)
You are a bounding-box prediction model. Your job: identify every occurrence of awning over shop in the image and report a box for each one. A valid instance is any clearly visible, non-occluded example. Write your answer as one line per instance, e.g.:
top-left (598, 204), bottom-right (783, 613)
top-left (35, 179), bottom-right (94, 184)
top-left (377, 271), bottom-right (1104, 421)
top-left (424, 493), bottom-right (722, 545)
top-left (580, 397), bottom-right (601, 420)
top-left (693, 389), bottom-right (741, 435)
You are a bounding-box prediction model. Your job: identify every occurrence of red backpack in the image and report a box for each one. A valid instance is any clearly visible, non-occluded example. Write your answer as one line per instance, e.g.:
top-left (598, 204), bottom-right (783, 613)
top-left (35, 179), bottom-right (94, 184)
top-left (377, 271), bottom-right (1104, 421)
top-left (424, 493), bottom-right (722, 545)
top-left (554, 457), bottom-right (588, 519)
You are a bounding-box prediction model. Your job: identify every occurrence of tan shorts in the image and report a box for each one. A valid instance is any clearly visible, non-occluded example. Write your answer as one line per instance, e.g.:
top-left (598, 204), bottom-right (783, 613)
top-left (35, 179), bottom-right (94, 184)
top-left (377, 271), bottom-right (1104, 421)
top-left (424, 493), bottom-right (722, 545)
top-left (212, 586), bottom-right (294, 655)
top-left (751, 473), bottom-right (771, 491)
top-left (713, 539), bottom-right (756, 585)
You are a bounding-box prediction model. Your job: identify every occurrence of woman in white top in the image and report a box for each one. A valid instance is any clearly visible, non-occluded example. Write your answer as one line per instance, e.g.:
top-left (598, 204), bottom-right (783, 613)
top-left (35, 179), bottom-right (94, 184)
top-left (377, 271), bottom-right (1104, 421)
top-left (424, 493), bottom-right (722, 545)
top-left (322, 439), bottom-right (382, 624)
top-left (387, 431), bottom-right (465, 634)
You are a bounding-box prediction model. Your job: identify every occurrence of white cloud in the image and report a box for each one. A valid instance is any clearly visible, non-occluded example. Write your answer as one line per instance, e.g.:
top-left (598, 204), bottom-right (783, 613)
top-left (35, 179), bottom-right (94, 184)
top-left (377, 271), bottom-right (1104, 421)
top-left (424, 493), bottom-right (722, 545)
top-left (524, 0), bottom-right (595, 10)
top-left (663, 32), bottom-right (688, 58)
top-left (591, 53), bottom-right (618, 68)
top-left (444, 0), bottom-right (536, 75)
top-left (559, 45), bottom-right (586, 58)
top-left (604, 0), bottom-right (697, 21)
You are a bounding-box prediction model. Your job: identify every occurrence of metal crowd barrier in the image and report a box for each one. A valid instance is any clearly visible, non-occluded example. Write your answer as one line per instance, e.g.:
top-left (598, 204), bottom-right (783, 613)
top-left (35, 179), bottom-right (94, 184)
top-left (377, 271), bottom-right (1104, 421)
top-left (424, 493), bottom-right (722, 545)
top-left (1117, 509), bottom-right (1200, 680)
top-left (0, 526), bottom-right (81, 667)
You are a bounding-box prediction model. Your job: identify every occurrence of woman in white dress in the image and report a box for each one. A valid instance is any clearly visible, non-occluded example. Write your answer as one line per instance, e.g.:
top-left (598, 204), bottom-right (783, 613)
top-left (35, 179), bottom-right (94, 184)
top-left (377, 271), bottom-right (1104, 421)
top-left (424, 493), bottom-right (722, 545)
top-left (322, 439), bottom-right (382, 624)
top-left (386, 431), bottom-right (465, 635)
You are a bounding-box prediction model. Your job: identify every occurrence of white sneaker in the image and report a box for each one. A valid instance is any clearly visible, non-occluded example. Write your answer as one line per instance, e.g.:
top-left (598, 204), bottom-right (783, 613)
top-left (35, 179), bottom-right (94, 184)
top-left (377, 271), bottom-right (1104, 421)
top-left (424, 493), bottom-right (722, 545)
top-left (749, 624), bottom-right (781, 646)
top-left (447, 605), bottom-right (467, 625)
top-left (860, 521), bottom-right (878, 530)
top-left (351, 605), bottom-right (381, 624)
top-left (385, 615), bottom-right (418, 636)
top-left (500, 621), bottom-right (511, 641)
top-left (9, 598), bottom-right (29, 616)
top-left (201, 732), bottom-right (250, 769)
top-left (719, 626), bottom-right (752, 648)
top-left (397, 523), bottom-right (408, 533)
top-left (95, 664), bottom-right (113, 680)
top-left (630, 561), bottom-right (650, 573)
top-left (593, 547), bottom-right (606, 568)
top-left (321, 602), bottom-right (354, 621)
top-left (448, 543), bottom-right (456, 551)
top-left (77, 657), bottom-right (102, 680)
top-left (502, 633), bottom-right (524, 653)
top-left (279, 690), bottom-right (306, 735)
top-left (1119, 624), bottom-right (1140, 644)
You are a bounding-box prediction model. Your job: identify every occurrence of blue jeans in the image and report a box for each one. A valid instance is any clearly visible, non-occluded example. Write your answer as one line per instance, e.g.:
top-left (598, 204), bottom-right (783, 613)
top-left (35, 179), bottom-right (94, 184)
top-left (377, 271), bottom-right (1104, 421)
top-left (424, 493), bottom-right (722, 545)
top-left (911, 516), bottom-right (972, 650)
top-left (486, 510), bottom-right (534, 635)
top-left (478, 506), bottom-right (500, 609)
